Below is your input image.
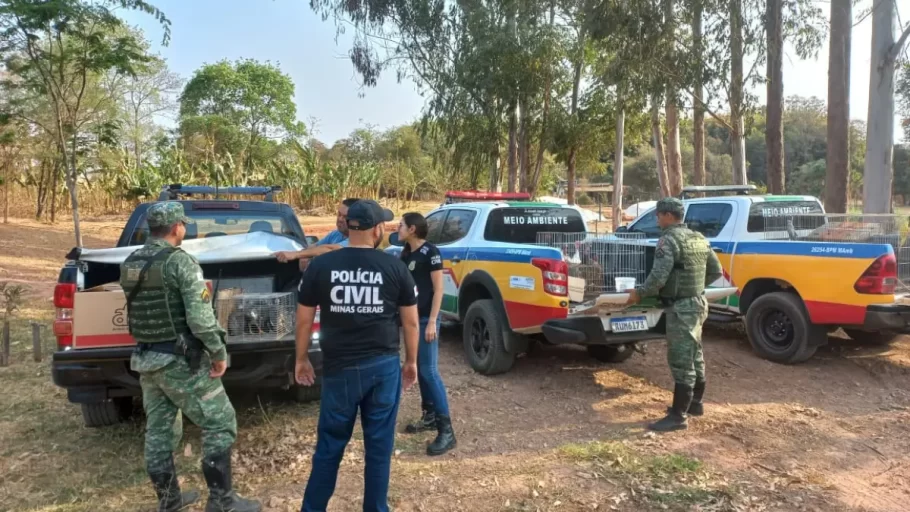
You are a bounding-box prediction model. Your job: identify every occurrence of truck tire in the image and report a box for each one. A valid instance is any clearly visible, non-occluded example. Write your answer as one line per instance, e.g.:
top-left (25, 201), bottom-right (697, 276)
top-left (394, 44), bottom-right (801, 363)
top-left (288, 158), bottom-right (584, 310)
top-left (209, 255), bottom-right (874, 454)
top-left (463, 299), bottom-right (516, 375)
top-left (81, 398), bottom-right (131, 428)
top-left (587, 343), bottom-right (636, 363)
top-left (294, 384), bottom-right (322, 403)
top-left (745, 292), bottom-right (823, 364)
top-left (843, 329), bottom-right (901, 346)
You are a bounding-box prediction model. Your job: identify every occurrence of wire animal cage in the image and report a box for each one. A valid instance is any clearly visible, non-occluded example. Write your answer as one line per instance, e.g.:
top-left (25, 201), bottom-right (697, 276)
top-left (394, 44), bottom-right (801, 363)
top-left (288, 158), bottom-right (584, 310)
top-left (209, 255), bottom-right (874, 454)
top-left (216, 292), bottom-right (296, 343)
top-left (536, 231), bottom-right (649, 300)
top-left (761, 213), bottom-right (910, 292)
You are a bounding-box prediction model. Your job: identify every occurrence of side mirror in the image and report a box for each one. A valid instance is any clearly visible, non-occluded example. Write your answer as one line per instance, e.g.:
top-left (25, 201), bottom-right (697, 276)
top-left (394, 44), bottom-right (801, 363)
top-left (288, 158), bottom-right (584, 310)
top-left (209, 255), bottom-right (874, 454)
top-left (304, 235), bottom-right (319, 246)
top-left (388, 232), bottom-right (404, 246)
top-left (614, 225), bottom-right (628, 233)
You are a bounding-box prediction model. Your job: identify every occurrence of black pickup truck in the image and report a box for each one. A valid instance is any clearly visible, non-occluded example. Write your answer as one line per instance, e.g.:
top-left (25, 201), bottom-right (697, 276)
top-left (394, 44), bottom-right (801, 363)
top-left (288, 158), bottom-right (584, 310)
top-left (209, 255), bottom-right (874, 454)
top-left (51, 185), bottom-right (323, 427)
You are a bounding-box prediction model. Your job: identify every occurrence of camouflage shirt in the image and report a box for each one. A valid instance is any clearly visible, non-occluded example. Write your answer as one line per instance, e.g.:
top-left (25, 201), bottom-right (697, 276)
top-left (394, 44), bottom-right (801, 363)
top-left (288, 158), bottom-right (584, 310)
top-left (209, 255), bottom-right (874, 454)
top-left (638, 224), bottom-right (723, 299)
top-left (121, 238), bottom-right (226, 372)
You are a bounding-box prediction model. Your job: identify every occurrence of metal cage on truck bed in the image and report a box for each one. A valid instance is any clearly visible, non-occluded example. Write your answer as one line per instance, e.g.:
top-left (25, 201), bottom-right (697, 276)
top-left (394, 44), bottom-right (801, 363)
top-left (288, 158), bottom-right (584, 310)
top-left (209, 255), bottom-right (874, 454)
top-left (761, 213), bottom-right (910, 292)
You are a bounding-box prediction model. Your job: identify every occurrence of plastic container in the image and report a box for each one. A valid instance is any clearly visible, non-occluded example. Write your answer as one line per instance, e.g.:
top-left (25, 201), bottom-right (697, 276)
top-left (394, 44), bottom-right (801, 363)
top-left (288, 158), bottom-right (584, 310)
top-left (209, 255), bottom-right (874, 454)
top-left (614, 277), bottom-right (636, 292)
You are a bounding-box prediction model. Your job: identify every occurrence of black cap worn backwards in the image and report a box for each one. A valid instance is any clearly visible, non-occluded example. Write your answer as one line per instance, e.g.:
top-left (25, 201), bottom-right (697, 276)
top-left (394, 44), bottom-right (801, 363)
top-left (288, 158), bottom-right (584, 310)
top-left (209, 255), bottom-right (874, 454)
top-left (346, 199), bottom-right (394, 230)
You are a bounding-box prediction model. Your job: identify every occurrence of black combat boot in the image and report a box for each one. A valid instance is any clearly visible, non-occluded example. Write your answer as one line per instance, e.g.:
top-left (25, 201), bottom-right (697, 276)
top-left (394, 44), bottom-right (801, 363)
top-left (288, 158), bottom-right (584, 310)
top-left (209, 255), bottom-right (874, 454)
top-left (647, 383), bottom-right (693, 432)
top-left (202, 449), bottom-right (262, 512)
top-left (405, 403), bottom-right (437, 434)
top-left (148, 456), bottom-right (200, 512)
top-left (426, 414), bottom-right (457, 456)
top-left (687, 379), bottom-right (706, 416)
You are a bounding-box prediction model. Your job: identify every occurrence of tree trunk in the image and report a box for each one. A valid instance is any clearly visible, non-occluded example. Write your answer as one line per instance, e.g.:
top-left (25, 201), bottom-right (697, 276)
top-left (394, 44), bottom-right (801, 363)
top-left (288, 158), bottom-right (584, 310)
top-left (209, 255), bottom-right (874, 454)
top-left (613, 107), bottom-right (625, 231)
top-left (766, 0), bottom-right (785, 194)
top-left (730, 0), bottom-right (748, 185)
top-left (2, 168), bottom-right (8, 224)
top-left (519, 111), bottom-right (531, 193)
top-left (489, 143), bottom-right (502, 192)
top-left (50, 160), bottom-right (59, 224)
top-left (567, 147), bottom-right (578, 205)
top-left (66, 135), bottom-right (83, 247)
top-left (651, 101), bottom-right (671, 198)
top-left (665, 100), bottom-right (684, 196)
top-left (863, 0), bottom-right (906, 213)
top-left (825, 0), bottom-right (851, 213)
top-left (693, 1), bottom-right (706, 190)
top-left (507, 98), bottom-right (519, 192)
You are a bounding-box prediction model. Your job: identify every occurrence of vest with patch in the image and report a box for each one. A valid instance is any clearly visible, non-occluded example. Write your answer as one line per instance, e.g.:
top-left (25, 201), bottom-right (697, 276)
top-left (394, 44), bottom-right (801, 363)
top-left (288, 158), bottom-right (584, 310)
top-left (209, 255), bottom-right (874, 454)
top-left (120, 244), bottom-right (191, 344)
top-left (659, 225), bottom-right (712, 299)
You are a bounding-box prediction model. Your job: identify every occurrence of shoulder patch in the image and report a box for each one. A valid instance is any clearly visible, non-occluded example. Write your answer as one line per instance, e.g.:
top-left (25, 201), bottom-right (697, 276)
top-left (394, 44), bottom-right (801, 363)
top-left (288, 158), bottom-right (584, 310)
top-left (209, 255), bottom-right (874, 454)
top-left (201, 287), bottom-right (211, 303)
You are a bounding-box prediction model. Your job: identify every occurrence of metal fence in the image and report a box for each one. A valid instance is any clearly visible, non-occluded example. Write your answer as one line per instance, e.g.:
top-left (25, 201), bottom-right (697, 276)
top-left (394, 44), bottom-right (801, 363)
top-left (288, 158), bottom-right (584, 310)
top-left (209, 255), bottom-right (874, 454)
top-left (761, 213), bottom-right (910, 291)
top-left (536, 231), bottom-right (649, 300)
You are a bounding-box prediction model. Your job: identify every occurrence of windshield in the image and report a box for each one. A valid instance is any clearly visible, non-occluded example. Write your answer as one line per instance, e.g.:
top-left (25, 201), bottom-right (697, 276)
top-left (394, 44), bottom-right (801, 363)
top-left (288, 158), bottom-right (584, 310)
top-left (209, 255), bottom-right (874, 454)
top-left (128, 210), bottom-right (295, 246)
top-left (484, 207), bottom-right (587, 244)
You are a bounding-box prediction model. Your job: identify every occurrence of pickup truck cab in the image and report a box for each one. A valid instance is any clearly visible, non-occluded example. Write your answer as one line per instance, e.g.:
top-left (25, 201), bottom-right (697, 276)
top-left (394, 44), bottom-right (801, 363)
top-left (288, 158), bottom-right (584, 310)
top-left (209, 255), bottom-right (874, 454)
top-left (52, 185), bottom-right (323, 427)
top-left (618, 185), bottom-right (910, 364)
top-left (386, 201), bottom-right (737, 375)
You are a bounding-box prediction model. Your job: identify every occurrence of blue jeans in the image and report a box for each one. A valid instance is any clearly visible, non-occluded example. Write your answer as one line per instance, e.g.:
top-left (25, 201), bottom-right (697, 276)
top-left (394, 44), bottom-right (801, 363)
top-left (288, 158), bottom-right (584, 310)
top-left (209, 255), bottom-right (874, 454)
top-left (301, 354), bottom-right (401, 512)
top-left (417, 317), bottom-right (450, 417)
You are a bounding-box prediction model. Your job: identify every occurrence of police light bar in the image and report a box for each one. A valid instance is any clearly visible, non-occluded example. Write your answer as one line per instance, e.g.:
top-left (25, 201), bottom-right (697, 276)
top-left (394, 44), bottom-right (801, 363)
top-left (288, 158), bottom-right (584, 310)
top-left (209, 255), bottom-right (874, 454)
top-left (679, 185), bottom-right (756, 199)
top-left (158, 184), bottom-right (282, 202)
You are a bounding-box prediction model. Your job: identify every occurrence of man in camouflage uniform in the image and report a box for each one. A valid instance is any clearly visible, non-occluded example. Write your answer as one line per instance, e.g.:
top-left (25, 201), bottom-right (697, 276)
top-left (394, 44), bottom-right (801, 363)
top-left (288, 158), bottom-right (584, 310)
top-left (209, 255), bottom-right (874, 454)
top-left (626, 197), bottom-right (722, 432)
top-left (121, 202), bottom-right (260, 512)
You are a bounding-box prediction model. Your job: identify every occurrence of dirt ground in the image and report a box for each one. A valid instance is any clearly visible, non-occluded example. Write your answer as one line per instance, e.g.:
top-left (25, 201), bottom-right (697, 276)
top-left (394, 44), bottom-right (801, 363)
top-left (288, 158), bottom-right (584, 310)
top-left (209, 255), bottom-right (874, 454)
top-left (1, 217), bottom-right (910, 512)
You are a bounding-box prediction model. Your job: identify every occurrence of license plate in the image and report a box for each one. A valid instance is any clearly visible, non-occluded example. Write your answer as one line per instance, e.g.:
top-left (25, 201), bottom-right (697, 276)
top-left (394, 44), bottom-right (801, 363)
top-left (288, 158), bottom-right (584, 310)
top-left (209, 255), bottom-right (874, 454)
top-left (610, 316), bottom-right (649, 333)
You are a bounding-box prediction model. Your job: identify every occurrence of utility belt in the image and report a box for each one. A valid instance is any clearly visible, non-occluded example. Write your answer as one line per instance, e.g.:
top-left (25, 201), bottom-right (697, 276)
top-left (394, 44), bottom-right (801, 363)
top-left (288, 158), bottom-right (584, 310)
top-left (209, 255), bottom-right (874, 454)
top-left (135, 333), bottom-right (206, 371)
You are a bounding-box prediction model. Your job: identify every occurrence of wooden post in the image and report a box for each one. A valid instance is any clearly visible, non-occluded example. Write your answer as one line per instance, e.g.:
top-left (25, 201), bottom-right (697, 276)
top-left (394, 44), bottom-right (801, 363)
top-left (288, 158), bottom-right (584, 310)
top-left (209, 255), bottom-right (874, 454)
top-left (31, 322), bottom-right (41, 362)
top-left (1, 321), bottom-right (9, 367)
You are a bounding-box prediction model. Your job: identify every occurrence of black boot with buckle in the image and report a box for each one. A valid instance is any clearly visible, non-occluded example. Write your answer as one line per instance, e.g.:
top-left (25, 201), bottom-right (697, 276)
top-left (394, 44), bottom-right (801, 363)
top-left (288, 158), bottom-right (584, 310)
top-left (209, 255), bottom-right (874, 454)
top-left (148, 456), bottom-right (200, 512)
top-left (687, 379), bottom-right (706, 416)
top-left (647, 383), bottom-right (693, 432)
top-left (405, 403), bottom-right (436, 434)
top-left (202, 448), bottom-right (262, 512)
top-left (427, 414), bottom-right (457, 456)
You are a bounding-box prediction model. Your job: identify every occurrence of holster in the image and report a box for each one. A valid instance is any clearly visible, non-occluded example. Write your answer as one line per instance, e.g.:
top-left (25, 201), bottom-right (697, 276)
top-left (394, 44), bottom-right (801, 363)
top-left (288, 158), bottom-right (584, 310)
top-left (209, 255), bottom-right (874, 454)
top-left (176, 333), bottom-right (205, 372)
top-left (136, 334), bottom-right (205, 372)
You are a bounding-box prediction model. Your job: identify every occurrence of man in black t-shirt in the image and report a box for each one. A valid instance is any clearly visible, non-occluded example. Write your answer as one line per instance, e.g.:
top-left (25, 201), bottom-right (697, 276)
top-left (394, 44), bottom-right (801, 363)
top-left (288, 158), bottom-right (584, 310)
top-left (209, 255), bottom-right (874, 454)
top-left (294, 199), bottom-right (419, 512)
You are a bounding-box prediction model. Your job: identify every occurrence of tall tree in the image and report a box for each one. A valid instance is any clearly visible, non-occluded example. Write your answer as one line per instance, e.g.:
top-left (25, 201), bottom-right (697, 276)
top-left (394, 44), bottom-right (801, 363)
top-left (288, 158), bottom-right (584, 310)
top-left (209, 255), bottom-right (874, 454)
top-left (0, 0), bottom-right (169, 246)
top-left (651, 101), bottom-right (671, 197)
top-left (765, 0), bottom-right (785, 194)
top-left (824, 0), bottom-right (851, 213)
top-left (179, 59), bottom-right (304, 172)
top-left (692, 0), bottom-right (706, 189)
top-left (663, 0), bottom-right (683, 196)
top-left (729, 0), bottom-right (748, 185)
top-left (863, 1), bottom-right (910, 213)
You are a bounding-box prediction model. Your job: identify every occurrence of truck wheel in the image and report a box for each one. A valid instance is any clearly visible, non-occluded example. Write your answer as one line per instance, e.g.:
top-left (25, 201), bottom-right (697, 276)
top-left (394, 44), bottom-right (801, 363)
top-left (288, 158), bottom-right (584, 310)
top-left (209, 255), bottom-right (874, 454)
top-left (745, 292), bottom-right (823, 364)
top-left (80, 398), bottom-right (131, 428)
top-left (843, 329), bottom-right (901, 346)
top-left (294, 384), bottom-right (322, 403)
top-left (587, 344), bottom-right (635, 363)
top-left (463, 299), bottom-right (516, 375)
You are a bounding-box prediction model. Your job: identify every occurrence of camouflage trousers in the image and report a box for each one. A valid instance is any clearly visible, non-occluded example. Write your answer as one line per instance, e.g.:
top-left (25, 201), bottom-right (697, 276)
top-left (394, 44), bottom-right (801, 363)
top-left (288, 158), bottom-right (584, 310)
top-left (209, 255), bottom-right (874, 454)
top-left (139, 357), bottom-right (237, 473)
top-left (665, 296), bottom-right (709, 387)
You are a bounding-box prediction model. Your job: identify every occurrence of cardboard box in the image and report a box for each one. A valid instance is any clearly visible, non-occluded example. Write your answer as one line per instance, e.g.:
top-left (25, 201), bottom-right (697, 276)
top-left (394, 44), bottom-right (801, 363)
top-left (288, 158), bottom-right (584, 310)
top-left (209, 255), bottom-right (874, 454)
top-left (72, 281), bottom-right (213, 349)
top-left (568, 276), bottom-right (586, 303)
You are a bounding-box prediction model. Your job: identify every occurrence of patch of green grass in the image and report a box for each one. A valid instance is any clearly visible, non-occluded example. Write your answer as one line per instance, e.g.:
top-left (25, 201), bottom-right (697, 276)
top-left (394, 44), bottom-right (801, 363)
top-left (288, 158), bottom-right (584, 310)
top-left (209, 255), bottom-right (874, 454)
top-left (644, 485), bottom-right (730, 509)
top-left (647, 453), bottom-right (703, 477)
top-left (559, 440), bottom-right (633, 463)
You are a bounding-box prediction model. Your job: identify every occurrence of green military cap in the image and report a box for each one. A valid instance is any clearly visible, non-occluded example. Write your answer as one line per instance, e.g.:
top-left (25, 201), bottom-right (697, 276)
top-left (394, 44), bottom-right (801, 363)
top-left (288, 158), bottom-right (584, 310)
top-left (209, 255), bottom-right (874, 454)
top-left (147, 201), bottom-right (194, 228)
top-left (656, 197), bottom-right (685, 216)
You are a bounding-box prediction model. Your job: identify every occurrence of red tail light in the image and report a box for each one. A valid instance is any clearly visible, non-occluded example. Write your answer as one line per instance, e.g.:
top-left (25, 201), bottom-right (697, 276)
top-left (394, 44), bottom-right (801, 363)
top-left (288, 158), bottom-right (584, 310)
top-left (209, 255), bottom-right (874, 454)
top-left (54, 283), bottom-right (76, 309)
top-left (53, 283), bottom-right (76, 349)
top-left (532, 257), bottom-right (569, 296)
top-left (854, 254), bottom-right (898, 295)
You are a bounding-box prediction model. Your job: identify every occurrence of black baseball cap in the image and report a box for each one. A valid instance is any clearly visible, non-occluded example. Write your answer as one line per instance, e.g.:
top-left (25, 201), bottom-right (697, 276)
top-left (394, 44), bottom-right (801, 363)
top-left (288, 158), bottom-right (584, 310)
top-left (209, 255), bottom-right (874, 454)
top-left (346, 199), bottom-right (394, 230)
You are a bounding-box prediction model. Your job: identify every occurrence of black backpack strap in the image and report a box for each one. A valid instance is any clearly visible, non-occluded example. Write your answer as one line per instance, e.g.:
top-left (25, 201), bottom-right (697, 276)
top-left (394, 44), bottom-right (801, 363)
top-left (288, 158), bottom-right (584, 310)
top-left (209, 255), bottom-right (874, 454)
top-left (125, 247), bottom-right (179, 329)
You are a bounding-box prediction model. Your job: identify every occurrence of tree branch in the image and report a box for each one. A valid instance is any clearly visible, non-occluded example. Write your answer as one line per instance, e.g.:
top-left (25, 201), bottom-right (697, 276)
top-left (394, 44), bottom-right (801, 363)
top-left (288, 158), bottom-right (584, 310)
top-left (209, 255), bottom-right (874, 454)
top-left (888, 23), bottom-right (910, 64)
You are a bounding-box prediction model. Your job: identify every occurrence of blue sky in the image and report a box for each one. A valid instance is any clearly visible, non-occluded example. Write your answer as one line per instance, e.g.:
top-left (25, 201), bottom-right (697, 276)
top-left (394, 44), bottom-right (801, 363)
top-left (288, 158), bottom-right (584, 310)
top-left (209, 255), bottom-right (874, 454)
top-left (120, 0), bottom-right (903, 146)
